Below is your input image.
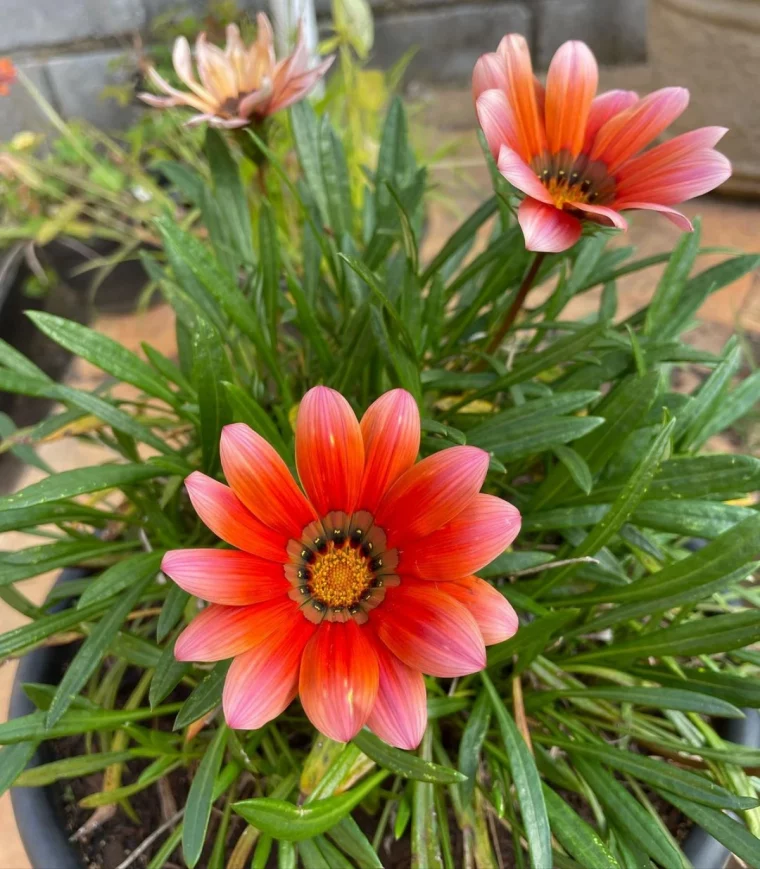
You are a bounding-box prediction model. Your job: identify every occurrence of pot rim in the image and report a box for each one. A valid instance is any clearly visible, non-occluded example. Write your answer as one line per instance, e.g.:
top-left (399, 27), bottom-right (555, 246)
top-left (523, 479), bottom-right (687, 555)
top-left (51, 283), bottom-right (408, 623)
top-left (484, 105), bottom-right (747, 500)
top-left (9, 566), bottom-right (760, 869)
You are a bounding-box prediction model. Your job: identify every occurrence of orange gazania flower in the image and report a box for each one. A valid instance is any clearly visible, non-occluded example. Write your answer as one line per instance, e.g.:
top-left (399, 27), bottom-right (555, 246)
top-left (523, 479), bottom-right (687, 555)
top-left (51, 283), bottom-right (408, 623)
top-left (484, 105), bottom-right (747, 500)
top-left (0, 58), bottom-right (17, 96)
top-left (162, 387), bottom-right (520, 748)
top-left (139, 14), bottom-right (333, 128)
top-left (474, 35), bottom-right (731, 252)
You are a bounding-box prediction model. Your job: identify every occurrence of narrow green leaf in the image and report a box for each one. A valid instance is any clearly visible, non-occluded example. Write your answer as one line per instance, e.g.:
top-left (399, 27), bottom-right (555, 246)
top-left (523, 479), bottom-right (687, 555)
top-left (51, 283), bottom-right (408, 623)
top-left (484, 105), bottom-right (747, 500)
top-left (630, 665), bottom-right (760, 709)
top-left (258, 200), bottom-right (279, 348)
top-left (488, 609), bottom-right (579, 670)
top-left (205, 127), bottom-right (254, 262)
top-left (27, 312), bottom-right (177, 406)
top-left (0, 741), bottom-right (37, 796)
top-left (233, 770), bottom-right (388, 841)
top-left (193, 315), bottom-right (231, 474)
top-left (47, 569), bottom-right (155, 727)
top-left (420, 197), bottom-right (498, 285)
top-left (183, 723), bottom-right (228, 867)
top-left (0, 463), bottom-right (165, 511)
top-left (0, 539), bottom-right (134, 587)
top-left (15, 750), bottom-right (153, 786)
top-left (327, 817), bottom-right (383, 869)
top-left (482, 672), bottom-right (551, 869)
top-left (79, 550), bottom-right (163, 608)
top-left (149, 636), bottom-right (191, 709)
top-left (157, 583), bottom-right (190, 644)
top-left (543, 785), bottom-right (620, 869)
top-left (644, 221), bottom-right (701, 335)
top-left (690, 368), bottom-right (760, 446)
top-left (352, 730), bottom-right (465, 784)
top-left (556, 737), bottom-right (759, 810)
top-left (457, 690), bottom-right (490, 805)
top-left (174, 662), bottom-right (230, 730)
top-left (411, 728), bottom-right (442, 869)
top-left (552, 445), bottom-right (593, 495)
top-left (574, 757), bottom-right (682, 869)
top-left (537, 417), bottom-right (675, 596)
top-left (527, 686), bottom-right (744, 717)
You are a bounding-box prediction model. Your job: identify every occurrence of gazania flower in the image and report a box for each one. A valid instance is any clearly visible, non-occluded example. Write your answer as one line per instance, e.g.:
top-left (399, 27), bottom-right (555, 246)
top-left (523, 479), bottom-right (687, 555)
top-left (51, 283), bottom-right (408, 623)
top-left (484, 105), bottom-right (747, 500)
top-left (0, 58), bottom-right (17, 96)
top-left (162, 387), bottom-right (520, 749)
top-left (474, 35), bottom-right (731, 252)
top-left (139, 14), bottom-right (333, 128)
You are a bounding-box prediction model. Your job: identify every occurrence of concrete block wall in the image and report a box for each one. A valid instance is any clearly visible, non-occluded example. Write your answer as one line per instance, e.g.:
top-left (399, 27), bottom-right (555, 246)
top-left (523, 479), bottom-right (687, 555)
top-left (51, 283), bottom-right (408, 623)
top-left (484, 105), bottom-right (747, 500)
top-left (0, 0), bottom-right (646, 140)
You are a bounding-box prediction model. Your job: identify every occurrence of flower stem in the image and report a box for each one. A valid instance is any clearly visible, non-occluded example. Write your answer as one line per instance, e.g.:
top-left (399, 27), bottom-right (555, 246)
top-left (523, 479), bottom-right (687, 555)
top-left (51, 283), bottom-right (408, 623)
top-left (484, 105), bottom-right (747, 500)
top-left (486, 252), bottom-right (546, 355)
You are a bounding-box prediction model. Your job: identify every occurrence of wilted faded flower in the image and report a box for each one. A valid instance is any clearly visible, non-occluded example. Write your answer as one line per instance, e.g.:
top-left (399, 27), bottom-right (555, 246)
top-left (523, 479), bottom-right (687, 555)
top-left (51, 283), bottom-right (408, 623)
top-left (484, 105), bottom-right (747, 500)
top-left (139, 14), bottom-right (333, 128)
top-left (474, 35), bottom-right (731, 252)
top-left (162, 387), bottom-right (520, 748)
top-left (0, 58), bottom-right (17, 96)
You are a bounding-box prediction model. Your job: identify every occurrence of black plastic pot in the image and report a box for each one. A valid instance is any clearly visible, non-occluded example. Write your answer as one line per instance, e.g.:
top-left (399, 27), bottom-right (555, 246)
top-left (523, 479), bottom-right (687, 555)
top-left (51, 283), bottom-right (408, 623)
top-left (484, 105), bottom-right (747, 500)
top-left (9, 568), bottom-right (760, 869)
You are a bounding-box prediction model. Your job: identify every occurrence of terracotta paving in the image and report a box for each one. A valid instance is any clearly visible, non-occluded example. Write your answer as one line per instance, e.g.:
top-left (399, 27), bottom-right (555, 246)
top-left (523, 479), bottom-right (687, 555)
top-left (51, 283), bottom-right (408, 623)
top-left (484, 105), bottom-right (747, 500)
top-left (1, 77), bottom-right (759, 866)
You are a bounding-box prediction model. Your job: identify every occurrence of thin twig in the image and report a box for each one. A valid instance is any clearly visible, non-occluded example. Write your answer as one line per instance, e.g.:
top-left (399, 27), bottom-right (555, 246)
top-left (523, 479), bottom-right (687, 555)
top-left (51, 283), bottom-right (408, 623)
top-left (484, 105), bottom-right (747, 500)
top-left (113, 809), bottom-right (184, 869)
top-left (510, 556), bottom-right (599, 577)
top-left (511, 675), bottom-right (533, 755)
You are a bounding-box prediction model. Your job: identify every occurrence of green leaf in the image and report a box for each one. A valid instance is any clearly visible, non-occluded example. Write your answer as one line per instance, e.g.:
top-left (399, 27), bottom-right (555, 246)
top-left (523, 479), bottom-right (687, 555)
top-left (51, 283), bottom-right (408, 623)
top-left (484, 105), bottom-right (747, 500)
top-left (664, 789), bottom-right (760, 867)
top-left (555, 737), bottom-right (759, 810)
top-left (258, 200), bottom-right (279, 348)
top-left (488, 609), bottom-right (579, 670)
top-left (482, 672), bottom-right (551, 869)
top-left (543, 785), bottom-right (620, 869)
top-left (157, 583), bottom-right (190, 644)
top-left (78, 550), bottom-right (163, 608)
top-left (0, 370), bottom-right (174, 456)
top-left (290, 101), bottom-right (330, 225)
top-left (537, 417), bottom-right (675, 596)
top-left (664, 254), bottom-right (760, 339)
top-left (222, 382), bottom-right (290, 459)
top-left (574, 757), bottom-right (682, 869)
top-left (0, 338), bottom-right (50, 379)
top-left (675, 337), bottom-right (741, 448)
top-left (630, 665), bottom-right (760, 709)
top-left (327, 817), bottom-right (383, 869)
top-left (411, 728), bottom-right (442, 869)
top-left (470, 415), bottom-right (605, 462)
top-left (0, 598), bottom-right (113, 659)
top-left (46, 568), bottom-right (155, 727)
top-left (26, 312), bottom-right (177, 406)
top-left (352, 729), bottom-right (465, 784)
top-left (149, 636), bottom-right (191, 709)
top-left (552, 445), bottom-right (593, 495)
top-left (527, 686), bottom-right (744, 717)
top-left (0, 539), bottom-right (134, 587)
top-left (174, 661), bottom-right (230, 730)
top-left (205, 128), bottom-right (254, 263)
top-left (531, 370), bottom-right (660, 510)
top-left (690, 368), bottom-right (760, 446)
top-left (183, 723), bottom-right (228, 867)
top-left (142, 342), bottom-right (194, 396)
top-left (420, 197), bottom-right (498, 285)
top-left (319, 117), bottom-right (353, 239)
top-left (193, 315), bottom-right (231, 474)
top-left (0, 704), bottom-right (182, 744)
top-left (457, 690), bottom-right (490, 806)
top-left (0, 463), bottom-right (165, 511)
top-left (0, 741), bottom-right (37, 796)
top-left (644, 221), bottom-right (701, 335)
top-left (14, 750), bottom-right (154, 786)
top-left (631, 498), bottom-right (755, 539)
top-left (233, 770), bottom-right (388, 841)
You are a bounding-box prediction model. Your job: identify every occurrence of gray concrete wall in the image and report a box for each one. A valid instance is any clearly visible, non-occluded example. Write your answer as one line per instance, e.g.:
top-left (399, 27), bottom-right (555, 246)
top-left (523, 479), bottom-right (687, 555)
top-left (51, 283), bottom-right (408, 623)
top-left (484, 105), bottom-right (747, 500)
top-left (0, 0), bottom-right (646, 140)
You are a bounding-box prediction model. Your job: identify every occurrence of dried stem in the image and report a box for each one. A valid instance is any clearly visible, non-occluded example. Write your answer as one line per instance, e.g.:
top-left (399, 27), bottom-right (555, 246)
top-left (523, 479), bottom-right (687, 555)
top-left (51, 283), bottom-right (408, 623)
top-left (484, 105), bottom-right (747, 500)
top-left (113, 809), bottom-right (184, 869)
top-left (511, 674), bottom-right (534, 755)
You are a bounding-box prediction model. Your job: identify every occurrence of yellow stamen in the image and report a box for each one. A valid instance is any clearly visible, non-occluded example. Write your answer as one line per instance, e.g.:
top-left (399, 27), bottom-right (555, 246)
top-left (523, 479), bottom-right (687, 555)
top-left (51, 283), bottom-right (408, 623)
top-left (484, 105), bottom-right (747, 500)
top-left (309, 544), bottom-right (373, 609)
top-left (545, 177), bottom-right (591, 209)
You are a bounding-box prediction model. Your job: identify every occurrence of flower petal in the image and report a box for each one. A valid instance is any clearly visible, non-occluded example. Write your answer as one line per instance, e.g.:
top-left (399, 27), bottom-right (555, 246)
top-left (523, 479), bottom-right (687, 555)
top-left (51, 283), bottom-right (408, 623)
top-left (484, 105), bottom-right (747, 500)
top-left (367, 639), bottom-right (427, 750)
top-left (161, 549), bottom-right (289, 605)
top-left (590, 87), bottom-right (690, 172)
top-left (185, 472), bottom-right (289, 562)
top-left (172, 36), bottom-right (216, 105)
top-left (296, 386), bottom-right (365, 517)
top-left (220, 423), bottom-right (316, 538)
top-left (399, 494), bottom-right (521, 581)
top-left (195, 32), bottom-right (238, 102)
top-left (175, 601), bottom-right (288, 662)
top-left (497, 145), bottom-right (553, 204)
top-left (374, 584), bottom-right (486, 677)
top-left (442, 576), bottom-right (518, 645)
top-left (266, 56), bottom-right (335, 115)
top-left (570, 202), bottom-right (628, 230)
top-left (476, 89), bottom-right (521, 159)
top-left (472, 51), bottom-right (507, 101)
top-left (374, 446), bottom-right (489, 549)
top-left (518, 197), bottom-right (582, 253)
top-left (499, 33), bottom-right (547, 162)
top-left (583, 89), bottom-right (638, 153)
top-left (615, 202), bottom-right (694, 232)
top-left (299, 621), bottom-right (380, 742)
top-left (358, 389), bottom-right (420, 514)
top-left (615, 149), bottom-right (732, 205)
top-left (223, 609), bottom-right (315, 730)
top-left (545, 40), bottom-right (598, 157)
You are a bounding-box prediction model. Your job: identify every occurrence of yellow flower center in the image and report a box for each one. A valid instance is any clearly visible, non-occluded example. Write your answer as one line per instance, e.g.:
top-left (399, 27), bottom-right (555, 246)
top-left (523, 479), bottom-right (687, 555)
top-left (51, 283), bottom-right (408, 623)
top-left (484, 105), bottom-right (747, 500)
top-left (544, 175), bottom-right (594, 208)
top-left (308, 543), bottom-right (373, 609)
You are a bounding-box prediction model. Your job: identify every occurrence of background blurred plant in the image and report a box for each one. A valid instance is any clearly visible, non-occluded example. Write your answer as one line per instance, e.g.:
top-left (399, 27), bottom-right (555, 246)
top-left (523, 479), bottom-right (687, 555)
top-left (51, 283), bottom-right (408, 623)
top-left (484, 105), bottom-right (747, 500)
top-left (1, 88), bottom-right (760, 868)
